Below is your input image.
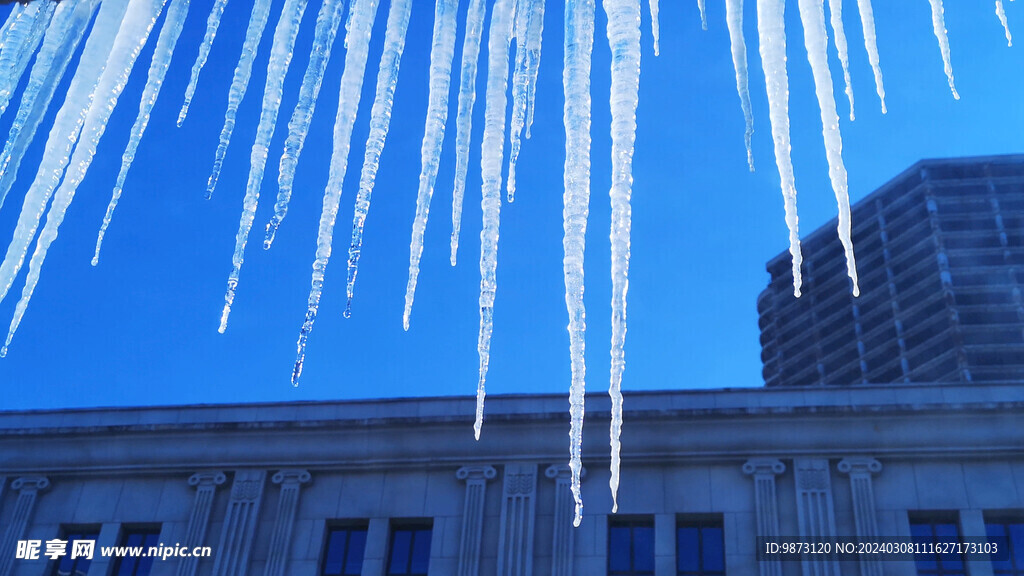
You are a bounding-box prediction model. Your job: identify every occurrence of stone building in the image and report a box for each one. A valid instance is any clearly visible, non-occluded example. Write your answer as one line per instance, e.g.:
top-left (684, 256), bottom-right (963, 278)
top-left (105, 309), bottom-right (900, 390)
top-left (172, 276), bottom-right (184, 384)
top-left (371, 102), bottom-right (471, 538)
top-left (759, 154), bottom-right (1024, 387)
top-left (1, 156), bottom-right (1023, 576)
top-left (0, 383), bottom-right (1022, 576)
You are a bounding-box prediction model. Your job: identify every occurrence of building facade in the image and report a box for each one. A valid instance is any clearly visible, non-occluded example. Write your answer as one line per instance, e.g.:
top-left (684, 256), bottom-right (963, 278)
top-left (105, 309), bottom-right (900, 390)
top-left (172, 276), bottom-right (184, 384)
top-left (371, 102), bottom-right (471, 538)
top-left (759, 155), bottom-right (1024, 387)
top-left (0, 384), bottom-right (1022, 576)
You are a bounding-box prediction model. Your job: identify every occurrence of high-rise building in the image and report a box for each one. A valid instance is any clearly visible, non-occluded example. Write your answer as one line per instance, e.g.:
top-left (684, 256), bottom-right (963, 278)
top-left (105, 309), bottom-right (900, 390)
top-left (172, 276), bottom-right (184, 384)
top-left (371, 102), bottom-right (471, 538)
top-left (758, 155), bottom-right (1024, 387)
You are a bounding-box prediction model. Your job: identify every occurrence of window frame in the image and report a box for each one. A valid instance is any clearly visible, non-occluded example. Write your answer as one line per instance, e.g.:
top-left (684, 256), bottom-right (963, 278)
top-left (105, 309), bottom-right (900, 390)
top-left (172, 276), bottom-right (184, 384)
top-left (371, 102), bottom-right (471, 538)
top-left (319, 522), bottom-right (370, 576)
top-left (385, 522), bottom-right (433, 576)
top-left (608, 517), bottom-right (656, 576)
top-left (49, 525), bottom-right (102, 576)
top-left (676, 516), bottom-right (726, 576)
top-left (909, 512), bottom-right (967, 576)
top-left (110, 525), bottom-right (162, 576)
top-left (985, 512), bottom-right (1024, 576)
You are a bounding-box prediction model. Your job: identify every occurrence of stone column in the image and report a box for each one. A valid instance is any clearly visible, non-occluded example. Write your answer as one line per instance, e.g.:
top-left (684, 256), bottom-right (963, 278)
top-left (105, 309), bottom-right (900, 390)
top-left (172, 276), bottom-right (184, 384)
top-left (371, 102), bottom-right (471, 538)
top-left (0, 476), bottom-right (50, 576)
top-left (176, 471), bottom-right (227, 576)
top-left (263, 470), bottom-right (311, 576)
top-left (497, 464), bottom-right (538, 576)
top-left (794, 459), bottom-right (839, 576)
top-left (743, 458), bottom-right (785, 576)
top-left (360, 518), bottom-right (390, 576)
top-left (456, 465), bottom-right (496, 576)
top-left (837, 457), bottom-right (882, 576)
top-left (211, 470), bottom-right (267, 576)
top-left (545, 464), bottom-right (584, 576)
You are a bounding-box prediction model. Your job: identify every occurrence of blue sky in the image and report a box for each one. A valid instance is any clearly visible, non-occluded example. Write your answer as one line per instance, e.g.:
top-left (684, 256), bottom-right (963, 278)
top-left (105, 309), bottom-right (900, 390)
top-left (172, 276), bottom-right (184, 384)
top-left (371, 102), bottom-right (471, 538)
top-left (0, 0), bottom-right (1022, 409)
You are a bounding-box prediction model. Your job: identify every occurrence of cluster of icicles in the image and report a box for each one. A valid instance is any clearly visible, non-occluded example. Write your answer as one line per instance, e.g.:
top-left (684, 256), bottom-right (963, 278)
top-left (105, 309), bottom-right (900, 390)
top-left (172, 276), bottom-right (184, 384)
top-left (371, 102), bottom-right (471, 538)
top-left (0, 0), bottom-right (1012, 524)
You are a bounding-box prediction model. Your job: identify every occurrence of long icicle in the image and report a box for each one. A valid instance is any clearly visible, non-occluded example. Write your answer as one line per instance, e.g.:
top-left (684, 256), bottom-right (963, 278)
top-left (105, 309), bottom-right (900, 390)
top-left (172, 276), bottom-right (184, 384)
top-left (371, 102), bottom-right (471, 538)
top-left (0, 2), bottom-right (40, 116)
top-left (523, 0), bottom-right (546, 136)
top-left (2, 0), bottom-right (167, 357)
top-left (855, 0), bottom-right (886, 113)
top-left (402, 0), bottom-right (461, 330)
top-left (648, 0), bottom-right (659, 55)
top-left (757, 0), bottom-right (803, 296)
top-left (603, 0), bottom-right (641, 521)
top-left (798, 0), bottom-right (858, 296)
top-left (449, 0), bottom-right (488, 266)
top-left (697, 0), bottom-right (708, 30)
top-left (0, 0), bottom-right (131, 309)
top-left (0, 0), bottom-right (97, 211)
top-left (206, 0), bottom-right (274, 199)
top-left (725, 0), bottom-right (754, 171)
top-left (928, 0), bottom-right (959, 99)
top-left (0, 1), bottom-right (56, 120)
top-left (996, 0), bottom-right (1012, 46)
top-left (826, 0), bottom-right (855, 120)
top-left (265, 0), bottom-right (345, 249)
top-left (177, 0), bottom-right (230, 125)
top-left (473, 0), bottom-right (516, 441)
top-left (564, 0), bottom-right (595, 528)
top-left (93, 0), bottom-right (192, 266)
top-left (344, 0), bottom-right (413, 317)
top-left (218, 0), bottom-right (308, 332)
top-left (291, 0), bottom-right (381, 386)
top-left (0, 3), bottom-right (28, 51)
top-left (507, 0), bottom-right (535, 203)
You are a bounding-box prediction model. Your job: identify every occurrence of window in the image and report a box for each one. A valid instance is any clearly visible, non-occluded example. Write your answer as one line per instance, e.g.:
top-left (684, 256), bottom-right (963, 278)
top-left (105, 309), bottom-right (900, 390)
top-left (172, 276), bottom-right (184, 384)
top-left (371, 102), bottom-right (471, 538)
top-left (50, 527), bottom-right (101, 576)
top-left (111, 526), bottom-right (161, 576)
top-left (677, 518), bottom-right (725, 576)
top-left (609, 518), bottom-right (655, 576)
top-left (910, 515), bottom-right (965, 576)
top-left (321, 525), bottom-right (369, 576)
top-left (386, 524), bottom-right (431, 576)
top-left (986, 517), bottom-right (1024, 575)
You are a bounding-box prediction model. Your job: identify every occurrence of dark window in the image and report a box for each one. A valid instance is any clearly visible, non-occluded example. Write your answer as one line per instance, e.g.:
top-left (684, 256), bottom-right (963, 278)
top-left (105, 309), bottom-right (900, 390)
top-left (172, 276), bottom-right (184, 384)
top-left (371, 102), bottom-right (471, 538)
top-left (387, 524), bottom-right (431, 576)
top-left (677, 518), bottom-right (725, 575)
top-left (910, 515), bottom-right (965, 576)
top-left (50, 527), bottom-right (101, 576)
top-left (111, 526), bottom-right (161, 576)
top-left (321, 525), bottom-right (369, 576)
top-left (609, 518), bottom-right (655, 576)
top-left (986, 517), bottom-right (1024, 575)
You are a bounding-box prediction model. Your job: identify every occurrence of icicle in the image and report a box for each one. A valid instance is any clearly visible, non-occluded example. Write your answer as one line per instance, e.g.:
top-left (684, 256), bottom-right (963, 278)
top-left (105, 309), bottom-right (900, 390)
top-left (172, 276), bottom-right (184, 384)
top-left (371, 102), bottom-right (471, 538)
top-left (2, 0), bottom-right (166, 357)
top-left (928, 0), bottom-right (959, 99)
top-left (0, 2), bottom-right (39, 116)
top-left (217, 0), bottom-right (308, 332)
top-left (449, 0), bottom-right (488, 266)
top-left (0, 0), bottom-right (130, 311)
top-left (472, 0), bottom-right (516, 441)
top-left (0, 1), bottom-right (56, 120)
top-left (648, 0), bottom-right (659, 55)
top-left (798, 0), bottom-right (859, 296)
top-left (344, 0), bottom-right (412, 317)
top-left (725, 0), bottom-right (754, 171)
top-left (697, 0), bottom-right (708, 30)
top-left (177, 0), bottom-right (230, 125)
top-left (265, 0), bottom-right (345, 249)
top-left (93, 0), bottom-right (192, 266)
top-left (0, 0), bottom-right (97, 211)
top-left (997, 0), bottom-right (1012, 46)
top-left (757, 0), bottom-right (803, 297)
top-left (0, 3), bottom-right (27, 49)
top-left (603, 0), bottom-right (640, 523)
top-left (563, 0), bottom-right (595, 528)
top-left (206, 0), bottom-right (274, 199)
top-left (855, 0), bottom-right (886, 113)
top-left (826, 0), bottom-right (855, 120)
top-left (507, 0), bottom-right (535, 203)
top-left (402, 0), bottom-right (461, 330)
top-left (291, 0), bottom-right (380, 386)
top-left (523, 0), bottom-right (546, 136)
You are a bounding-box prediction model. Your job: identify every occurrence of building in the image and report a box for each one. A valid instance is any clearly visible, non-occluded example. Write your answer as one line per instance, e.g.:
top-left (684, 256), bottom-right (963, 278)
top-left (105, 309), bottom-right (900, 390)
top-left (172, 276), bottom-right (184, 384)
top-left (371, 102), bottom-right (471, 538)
top-left (0, 384), bottom-right (1022, 576)
top-left (758, 155), bottom-right (1024, 387)
top-left (1, 157), bottom-right (1023, 576)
